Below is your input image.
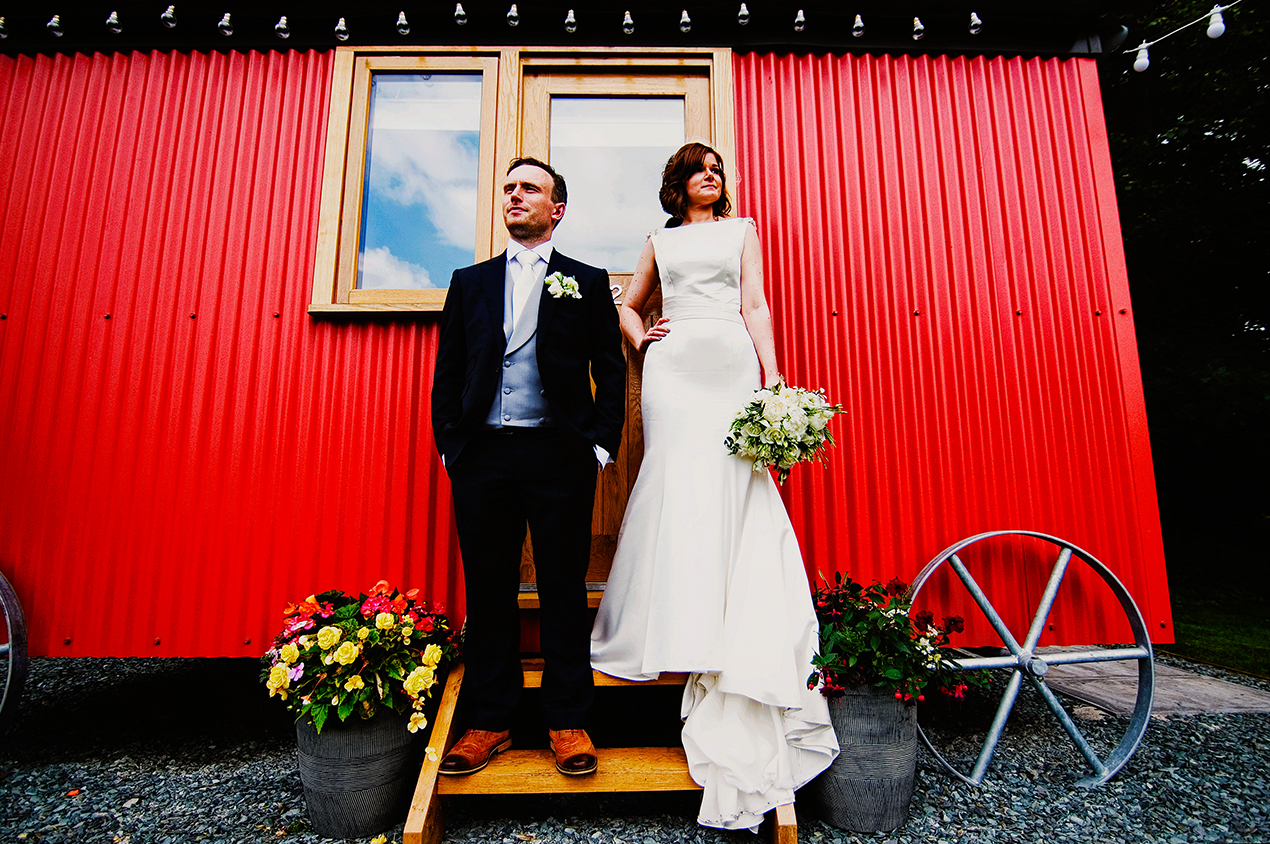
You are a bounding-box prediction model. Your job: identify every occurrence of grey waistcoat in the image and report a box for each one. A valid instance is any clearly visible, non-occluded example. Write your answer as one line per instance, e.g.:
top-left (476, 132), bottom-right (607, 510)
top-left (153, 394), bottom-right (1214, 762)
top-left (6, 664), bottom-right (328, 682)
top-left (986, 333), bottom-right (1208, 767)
top-left (484, 275), bottom-right (555, 428)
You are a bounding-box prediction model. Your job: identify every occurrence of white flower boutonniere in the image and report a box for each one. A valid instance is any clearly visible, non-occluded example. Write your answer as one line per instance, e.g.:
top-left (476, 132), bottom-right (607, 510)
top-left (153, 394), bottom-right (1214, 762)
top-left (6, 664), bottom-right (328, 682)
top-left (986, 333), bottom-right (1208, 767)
top-left (545, 271), bottom-right (582, 299)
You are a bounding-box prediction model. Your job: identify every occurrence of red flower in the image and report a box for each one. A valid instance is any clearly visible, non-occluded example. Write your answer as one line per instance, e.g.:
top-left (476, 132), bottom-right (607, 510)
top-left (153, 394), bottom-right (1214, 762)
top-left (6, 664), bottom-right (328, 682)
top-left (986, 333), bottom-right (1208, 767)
top-left (416, 616), bottom-right (435, 633)
top-left (360, 595), bottom-right (391, 617)
top-left (943, 615), bottom-right (965, 634)
top-left (914, 609), bottom-right (935, 631)
top-left (884, 577), bottom-right (908, 597)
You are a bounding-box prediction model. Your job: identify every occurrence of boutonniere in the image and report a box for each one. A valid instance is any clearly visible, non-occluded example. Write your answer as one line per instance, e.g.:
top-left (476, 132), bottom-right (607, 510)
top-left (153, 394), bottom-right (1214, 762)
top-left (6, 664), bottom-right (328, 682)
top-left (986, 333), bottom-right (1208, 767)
top-left (545, 272), bottom-right (582, 299)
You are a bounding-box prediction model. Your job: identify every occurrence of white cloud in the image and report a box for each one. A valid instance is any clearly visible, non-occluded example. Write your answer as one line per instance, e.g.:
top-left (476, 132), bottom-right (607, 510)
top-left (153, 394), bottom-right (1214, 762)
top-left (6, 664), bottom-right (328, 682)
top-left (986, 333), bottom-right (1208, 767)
top-left (359, 246), bottom-right (435, 290)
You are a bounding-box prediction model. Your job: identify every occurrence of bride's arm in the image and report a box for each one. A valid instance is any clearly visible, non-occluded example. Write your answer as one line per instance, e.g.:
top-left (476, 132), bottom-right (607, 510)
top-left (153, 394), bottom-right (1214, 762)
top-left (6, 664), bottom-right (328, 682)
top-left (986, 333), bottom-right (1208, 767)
top-left (739, 222), bottom-right (781, 387)
top-left (620, 238), bottom-right (670, 352)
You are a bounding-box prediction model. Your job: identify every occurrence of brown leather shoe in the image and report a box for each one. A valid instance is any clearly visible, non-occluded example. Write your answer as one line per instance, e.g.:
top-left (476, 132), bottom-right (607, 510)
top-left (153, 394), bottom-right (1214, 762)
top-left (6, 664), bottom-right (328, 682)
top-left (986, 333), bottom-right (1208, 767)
top-left (548, 729), bottom-right (598, 776)
top-left (438, 729), bottom-right (511, 775)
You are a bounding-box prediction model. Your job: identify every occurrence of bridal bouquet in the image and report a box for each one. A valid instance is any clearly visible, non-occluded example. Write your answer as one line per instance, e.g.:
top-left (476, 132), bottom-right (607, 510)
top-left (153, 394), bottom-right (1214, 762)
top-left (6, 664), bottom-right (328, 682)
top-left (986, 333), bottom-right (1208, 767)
top-left (724, 379), bottom-right (845, 484)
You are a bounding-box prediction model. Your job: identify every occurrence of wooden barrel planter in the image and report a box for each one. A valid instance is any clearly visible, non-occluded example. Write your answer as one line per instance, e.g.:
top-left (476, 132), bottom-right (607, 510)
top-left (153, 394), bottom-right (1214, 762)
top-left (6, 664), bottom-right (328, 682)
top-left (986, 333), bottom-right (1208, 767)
top-left (810, 684), bottom-right (917, 833)
top-left (296, 710), bottom-right (424, 838)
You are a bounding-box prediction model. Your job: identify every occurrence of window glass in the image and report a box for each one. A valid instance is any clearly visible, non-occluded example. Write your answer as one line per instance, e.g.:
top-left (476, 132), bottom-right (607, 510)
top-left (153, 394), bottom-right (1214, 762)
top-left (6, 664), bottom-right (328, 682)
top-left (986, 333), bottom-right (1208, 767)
top-left (548, 98), bottom-right (685, 272)
top-left (357, 74), bottom-right (482, 290)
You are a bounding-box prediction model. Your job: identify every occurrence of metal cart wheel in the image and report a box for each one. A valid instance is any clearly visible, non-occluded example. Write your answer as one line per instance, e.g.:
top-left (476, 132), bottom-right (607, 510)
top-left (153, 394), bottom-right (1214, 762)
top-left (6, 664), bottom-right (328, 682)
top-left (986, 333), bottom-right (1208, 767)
top-left (0, 569), bottom-right (28, 734)
top-left (910, 530), bottom-right (1154, 788)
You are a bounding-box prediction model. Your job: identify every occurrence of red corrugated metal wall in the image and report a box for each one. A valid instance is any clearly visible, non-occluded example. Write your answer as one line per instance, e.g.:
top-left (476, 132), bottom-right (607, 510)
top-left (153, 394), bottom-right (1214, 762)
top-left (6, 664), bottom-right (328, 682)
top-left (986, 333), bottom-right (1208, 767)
top-left (734, 52), bottom-right (1171, 645)
top-left (0, 48), bottom-right (1171, 658)
top-left (0, 49), bottom-right (463, 657)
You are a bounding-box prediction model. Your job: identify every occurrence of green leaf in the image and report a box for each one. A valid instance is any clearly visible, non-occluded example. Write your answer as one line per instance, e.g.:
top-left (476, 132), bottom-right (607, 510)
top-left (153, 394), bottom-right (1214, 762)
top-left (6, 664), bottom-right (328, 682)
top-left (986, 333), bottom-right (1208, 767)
top-left (311, 704), bottom-right (328, 733)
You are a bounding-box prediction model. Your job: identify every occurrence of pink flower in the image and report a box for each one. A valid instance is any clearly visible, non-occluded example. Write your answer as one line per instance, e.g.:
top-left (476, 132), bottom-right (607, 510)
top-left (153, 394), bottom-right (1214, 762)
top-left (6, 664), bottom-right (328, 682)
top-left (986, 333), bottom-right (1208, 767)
top-left (283, 616), bottom-right (315, 636)
top-left (361, 595), bottom-right (391, 618)
top-left (288, 663), bottom-right (305, 681)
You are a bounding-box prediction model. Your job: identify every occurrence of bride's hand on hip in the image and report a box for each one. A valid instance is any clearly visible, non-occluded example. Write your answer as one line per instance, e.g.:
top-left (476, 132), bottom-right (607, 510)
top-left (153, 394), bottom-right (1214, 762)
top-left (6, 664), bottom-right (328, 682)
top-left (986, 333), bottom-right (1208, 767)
top-left (639, 317), bottom-right (671, 352)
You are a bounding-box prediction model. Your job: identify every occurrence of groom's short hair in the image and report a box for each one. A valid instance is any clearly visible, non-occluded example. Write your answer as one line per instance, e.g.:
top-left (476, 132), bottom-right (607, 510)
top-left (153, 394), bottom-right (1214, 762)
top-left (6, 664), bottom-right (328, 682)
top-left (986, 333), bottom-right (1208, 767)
top-left (508, 156), bottom-right (567, 206)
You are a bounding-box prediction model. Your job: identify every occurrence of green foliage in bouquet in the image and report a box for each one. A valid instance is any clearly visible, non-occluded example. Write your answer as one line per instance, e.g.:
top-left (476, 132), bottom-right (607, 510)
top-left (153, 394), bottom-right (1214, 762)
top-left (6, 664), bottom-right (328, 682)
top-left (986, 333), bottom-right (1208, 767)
top-left (808, 572), bottom-right (982, 703)
top-left (724, 379), bottom-right (846, 484)
top-left (261, 580), bottom-right (459, 734)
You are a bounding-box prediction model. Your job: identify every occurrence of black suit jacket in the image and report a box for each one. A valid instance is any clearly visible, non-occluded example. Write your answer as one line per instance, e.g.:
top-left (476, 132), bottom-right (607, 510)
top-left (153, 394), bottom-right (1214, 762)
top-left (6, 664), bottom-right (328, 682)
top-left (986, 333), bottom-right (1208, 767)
top-left (431, 249), bottom-right (626, 468)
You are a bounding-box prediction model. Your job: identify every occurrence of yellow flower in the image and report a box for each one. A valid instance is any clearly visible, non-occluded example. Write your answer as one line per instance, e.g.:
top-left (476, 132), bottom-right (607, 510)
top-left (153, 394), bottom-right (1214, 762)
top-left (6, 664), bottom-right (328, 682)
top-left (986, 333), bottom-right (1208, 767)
top-left (317, 626), bottom-right (342, 650)
top-left (266, 664), bottom-right (290, 698)
top-left (403, 665), bottom-right (435, 697)
top-left (333, 641), bottom-right (360, 666)
top-left (370, 836), bottom-right (387, 844)
top-left (279, 643), bottom-right (300, 664)
top-left (357, 628), bottom-right (370, 640)
top-left (344, 675), bottom-right (365, 691)
top-left (408, 713), bottom-right (429, 734)
top-left (425, 746), bottom-right (439, 762)
top-left (376, 612), bottom-right (396, 630)
top-left (421, 643), bottom-right (443, 668)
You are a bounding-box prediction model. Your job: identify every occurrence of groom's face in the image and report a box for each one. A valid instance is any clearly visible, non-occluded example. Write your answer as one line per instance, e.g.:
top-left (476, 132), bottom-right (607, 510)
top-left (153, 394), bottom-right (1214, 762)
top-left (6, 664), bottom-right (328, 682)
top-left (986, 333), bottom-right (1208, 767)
top-left (503, 164), bottom-right (566, 243)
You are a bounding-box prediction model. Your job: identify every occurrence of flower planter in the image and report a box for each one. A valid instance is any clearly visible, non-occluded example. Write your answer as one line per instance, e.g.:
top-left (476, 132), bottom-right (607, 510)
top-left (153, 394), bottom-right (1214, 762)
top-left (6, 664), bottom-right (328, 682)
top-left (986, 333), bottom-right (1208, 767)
top-left (810, 684), bottom-right (917, 833)
top-left (295, 710), bottom-right (424, 838)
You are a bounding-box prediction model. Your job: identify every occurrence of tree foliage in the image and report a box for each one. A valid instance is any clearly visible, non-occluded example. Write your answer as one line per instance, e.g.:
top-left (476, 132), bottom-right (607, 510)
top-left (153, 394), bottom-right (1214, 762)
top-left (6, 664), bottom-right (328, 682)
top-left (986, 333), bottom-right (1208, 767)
top-left (1099, 0), bottom-right (1268, 573)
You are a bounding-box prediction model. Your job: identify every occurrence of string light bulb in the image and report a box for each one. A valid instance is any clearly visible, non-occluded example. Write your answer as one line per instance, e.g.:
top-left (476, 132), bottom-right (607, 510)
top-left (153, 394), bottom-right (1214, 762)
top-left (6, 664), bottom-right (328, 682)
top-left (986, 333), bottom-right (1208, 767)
top-left (564, 8), bottom-right (577, 32)
top-left (679, 10), bottom-right (691, 33)
top-left (912, 17), bottom-right (925, 40)
top-left (852, 14), bottom-right (864, 37)
top-left (217, 13), bottom-right (233, 36)
top-left (47, 14), bottom-right (63, 36)
top-left (0, 17), bottom-right (7, 39)
top-left (969, 12), bottom-right (983, 35)
top-left (105, 10), bottom-right (124, 34)
top-left (737, 3), bottom-right (750, 25)
top-left (506, 4), bottom-right (520, 26)
top-left (161, 5), bottom-right (177, 28)
top-left (622, 10), bottom-right (634, 35)
top-left (454, 4), bottom-right (468, 25)
top-left (1132, 42), bottom-right (1150, 72)
top-left (275, 15), bottom-right (290, 38)
top-left (794, 9), bottom-right (806, 32)
top-left (334, 17), bottom-right (349, 40)
top-left (1206, 5), bottom-right (1226, 37)
top-left (397, 11), bottom-right (410, 35)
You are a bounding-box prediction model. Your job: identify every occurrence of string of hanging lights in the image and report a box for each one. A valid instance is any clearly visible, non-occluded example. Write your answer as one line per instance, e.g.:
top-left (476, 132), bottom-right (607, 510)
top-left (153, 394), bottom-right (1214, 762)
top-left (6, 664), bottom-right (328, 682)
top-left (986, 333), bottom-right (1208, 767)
top-left (1127, 1), bottom-right (1243, 72)
top-left (0, 6), bottom-right (999, 42)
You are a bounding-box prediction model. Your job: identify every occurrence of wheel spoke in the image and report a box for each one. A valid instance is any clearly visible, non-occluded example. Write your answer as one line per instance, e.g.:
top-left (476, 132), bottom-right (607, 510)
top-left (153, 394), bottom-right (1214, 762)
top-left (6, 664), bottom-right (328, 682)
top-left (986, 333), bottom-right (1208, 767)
top-left (949, 553), bottom-right (1022, 653)
top-left (1022, 547), bottom-right (1072, 651)
top-left (968, 670), bottom-right (1024, 784)
top-left (1030, 675), bottom-right (1108, 780)
top-left (1042, 647), bottom-right (1151, 666)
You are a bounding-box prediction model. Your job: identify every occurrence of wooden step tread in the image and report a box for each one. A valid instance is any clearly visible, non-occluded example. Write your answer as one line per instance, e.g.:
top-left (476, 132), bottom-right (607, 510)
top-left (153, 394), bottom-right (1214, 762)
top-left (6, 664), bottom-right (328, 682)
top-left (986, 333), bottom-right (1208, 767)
top-left (521, 657), bottom-right (688, 688)
top-left (437, 746), bottom-right (701, 795)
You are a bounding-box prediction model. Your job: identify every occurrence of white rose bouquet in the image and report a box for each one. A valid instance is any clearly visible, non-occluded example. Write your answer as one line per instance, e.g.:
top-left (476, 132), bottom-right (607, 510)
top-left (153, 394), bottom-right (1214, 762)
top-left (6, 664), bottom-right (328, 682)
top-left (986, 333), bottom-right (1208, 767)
top-left (724, 379), bottom-right (845, 484)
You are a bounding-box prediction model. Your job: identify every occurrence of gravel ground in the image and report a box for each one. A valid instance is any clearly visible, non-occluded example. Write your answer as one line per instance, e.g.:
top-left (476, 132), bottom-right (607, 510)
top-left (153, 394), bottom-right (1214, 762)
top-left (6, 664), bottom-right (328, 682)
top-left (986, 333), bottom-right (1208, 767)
top-left (1, 654), bottom-right (1268, 844)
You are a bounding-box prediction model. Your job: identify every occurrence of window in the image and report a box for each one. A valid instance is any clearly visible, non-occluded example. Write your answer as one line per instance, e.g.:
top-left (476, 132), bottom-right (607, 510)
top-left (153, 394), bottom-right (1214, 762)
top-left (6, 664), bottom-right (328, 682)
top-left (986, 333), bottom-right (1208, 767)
top-left (310, 47), bottom-right (733, 313)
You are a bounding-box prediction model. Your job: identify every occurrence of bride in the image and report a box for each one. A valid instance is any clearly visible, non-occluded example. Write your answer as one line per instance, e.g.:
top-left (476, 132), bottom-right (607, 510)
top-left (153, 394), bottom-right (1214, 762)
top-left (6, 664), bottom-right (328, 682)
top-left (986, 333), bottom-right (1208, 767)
top-left (590, 142), bottom-right (839, 830)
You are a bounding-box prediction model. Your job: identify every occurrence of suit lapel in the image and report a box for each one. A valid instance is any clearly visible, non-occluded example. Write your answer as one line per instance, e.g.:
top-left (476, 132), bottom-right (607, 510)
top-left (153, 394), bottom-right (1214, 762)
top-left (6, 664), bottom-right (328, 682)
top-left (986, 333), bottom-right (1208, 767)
top-left (536, 252), bottom-right (564, 339)
top-left (481, 253), bottom-right (508, 345)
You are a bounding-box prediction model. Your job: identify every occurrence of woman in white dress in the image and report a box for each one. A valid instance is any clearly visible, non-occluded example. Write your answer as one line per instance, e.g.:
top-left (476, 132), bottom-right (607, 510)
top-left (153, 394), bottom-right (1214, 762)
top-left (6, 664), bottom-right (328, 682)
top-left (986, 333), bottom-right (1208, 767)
top-left (590, 142), bottom-right (839, 830)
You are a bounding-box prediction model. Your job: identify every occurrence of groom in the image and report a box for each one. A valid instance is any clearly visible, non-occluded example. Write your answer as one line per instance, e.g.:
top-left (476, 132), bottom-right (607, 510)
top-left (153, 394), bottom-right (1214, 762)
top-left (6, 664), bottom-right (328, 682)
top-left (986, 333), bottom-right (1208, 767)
top-left (432, 157), bottom-right (625, 776)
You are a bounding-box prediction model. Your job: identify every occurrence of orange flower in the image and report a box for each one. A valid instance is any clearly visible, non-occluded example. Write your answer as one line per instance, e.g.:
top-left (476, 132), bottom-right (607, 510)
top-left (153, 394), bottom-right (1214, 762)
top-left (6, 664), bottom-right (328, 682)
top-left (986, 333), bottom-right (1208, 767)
top-left (368, 580), bottom-right (392, 597)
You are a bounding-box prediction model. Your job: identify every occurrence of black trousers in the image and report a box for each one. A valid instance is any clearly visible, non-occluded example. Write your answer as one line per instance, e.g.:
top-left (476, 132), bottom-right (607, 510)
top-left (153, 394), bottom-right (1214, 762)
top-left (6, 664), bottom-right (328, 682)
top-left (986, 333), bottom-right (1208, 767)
top-left (447, 427), bottom-right (597, 731)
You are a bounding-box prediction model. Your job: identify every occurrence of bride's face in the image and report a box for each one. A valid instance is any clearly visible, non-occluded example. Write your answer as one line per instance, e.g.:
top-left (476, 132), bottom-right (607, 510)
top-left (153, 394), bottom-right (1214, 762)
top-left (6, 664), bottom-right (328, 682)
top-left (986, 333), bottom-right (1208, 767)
top-left (685, 153), bottom-right (724, 209)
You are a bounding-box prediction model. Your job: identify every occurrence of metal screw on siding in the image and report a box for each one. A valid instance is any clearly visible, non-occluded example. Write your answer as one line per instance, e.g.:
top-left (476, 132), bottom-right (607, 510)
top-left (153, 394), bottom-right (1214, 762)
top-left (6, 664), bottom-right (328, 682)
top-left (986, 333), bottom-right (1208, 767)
top-left (1120, 309), bottom-right (1127, 314)
top-left (190, 313), bottom-right (197, 319)
top-left (914, 310), bottom-right (920, 316)
top-left (104, 313), bottom-right (112, 319)
top-left (1016, 309), bottom-right (1023, 315)
top-left (153, 638), bottom-right (162, 645)
top-left (1095, 310), bottom-right (1102, 316)
top-left (274, 312), bottom-right (281, 318)
top-left (244, 638), bottom-right (252, 645)
top-left (64, 637), bottom-right (72, 645)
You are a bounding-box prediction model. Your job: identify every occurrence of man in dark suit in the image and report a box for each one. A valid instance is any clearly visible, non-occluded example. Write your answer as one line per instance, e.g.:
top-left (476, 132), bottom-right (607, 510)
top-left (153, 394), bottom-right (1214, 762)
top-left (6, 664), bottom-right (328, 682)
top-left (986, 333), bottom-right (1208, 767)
top-left (431, 157), bottom-right (625, 776)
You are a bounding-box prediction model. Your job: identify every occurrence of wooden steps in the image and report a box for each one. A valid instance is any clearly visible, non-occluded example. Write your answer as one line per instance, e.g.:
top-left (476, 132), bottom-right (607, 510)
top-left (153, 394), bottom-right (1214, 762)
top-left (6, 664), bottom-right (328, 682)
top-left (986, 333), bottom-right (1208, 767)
top-left (438, 746), bottom-right (699, 794)
top-left (403, 659), bottom-right (800, 844)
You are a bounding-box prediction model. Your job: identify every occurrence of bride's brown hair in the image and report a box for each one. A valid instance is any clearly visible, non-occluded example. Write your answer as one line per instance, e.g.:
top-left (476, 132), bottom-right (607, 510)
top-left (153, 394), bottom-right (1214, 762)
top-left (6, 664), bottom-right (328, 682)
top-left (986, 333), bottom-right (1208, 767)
top-left (659, 142), bottom-right (732, 222)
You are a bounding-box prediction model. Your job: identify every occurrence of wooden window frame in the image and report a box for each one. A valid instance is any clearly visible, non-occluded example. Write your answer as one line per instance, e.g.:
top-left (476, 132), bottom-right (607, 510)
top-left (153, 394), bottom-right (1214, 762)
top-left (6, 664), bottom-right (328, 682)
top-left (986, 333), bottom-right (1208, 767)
top-left (309, 47), bottom-right (734, 314)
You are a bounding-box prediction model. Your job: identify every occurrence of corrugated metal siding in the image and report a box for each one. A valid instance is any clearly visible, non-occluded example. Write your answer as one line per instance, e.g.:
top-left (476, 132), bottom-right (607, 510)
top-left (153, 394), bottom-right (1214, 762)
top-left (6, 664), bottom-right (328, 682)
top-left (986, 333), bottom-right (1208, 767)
top-left (733, 52), bottom-right (1171, 645)
top-left (0, 49), bottom-right (463, 657)
top-left (0, 47), bottom-right (1171, 658)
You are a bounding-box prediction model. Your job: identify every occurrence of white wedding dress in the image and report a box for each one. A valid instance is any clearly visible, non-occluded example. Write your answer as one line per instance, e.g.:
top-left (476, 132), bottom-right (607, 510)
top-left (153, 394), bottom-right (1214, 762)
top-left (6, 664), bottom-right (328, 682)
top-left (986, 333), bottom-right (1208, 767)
top-left (590, 217), bottom-right (839, 831)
